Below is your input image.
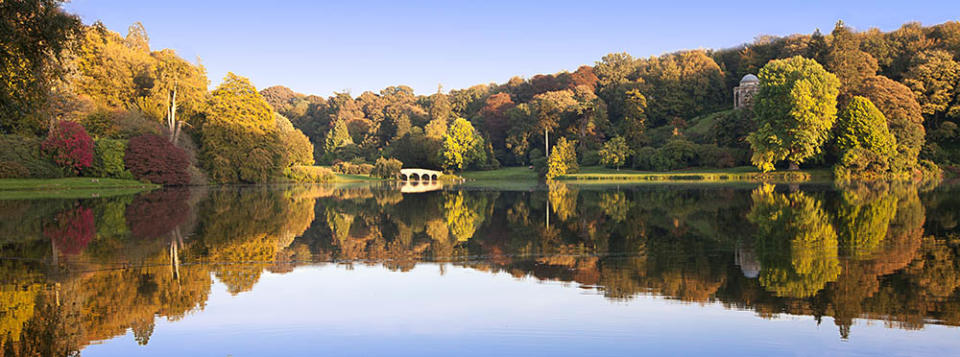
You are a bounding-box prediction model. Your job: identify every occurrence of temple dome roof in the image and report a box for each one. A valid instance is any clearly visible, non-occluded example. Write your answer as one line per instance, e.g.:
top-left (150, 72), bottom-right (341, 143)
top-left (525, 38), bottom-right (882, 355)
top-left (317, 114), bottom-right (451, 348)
top-left (740, 74), bottom-right (759, 84)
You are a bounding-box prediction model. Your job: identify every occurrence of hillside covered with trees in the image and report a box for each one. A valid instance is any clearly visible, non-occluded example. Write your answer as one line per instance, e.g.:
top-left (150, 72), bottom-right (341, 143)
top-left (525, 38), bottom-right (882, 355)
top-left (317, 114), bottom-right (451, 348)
top-left (2, 0), bottom-right (959, 184)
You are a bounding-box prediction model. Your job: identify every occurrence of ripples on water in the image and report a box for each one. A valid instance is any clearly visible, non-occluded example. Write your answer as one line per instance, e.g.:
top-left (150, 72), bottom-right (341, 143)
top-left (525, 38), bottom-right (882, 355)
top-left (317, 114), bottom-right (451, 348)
top-left (2, 181), bottom-right (960, 355)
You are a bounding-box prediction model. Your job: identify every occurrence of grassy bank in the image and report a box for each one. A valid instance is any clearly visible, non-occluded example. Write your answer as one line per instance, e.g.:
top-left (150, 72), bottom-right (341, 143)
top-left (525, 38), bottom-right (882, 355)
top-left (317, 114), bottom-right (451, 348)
top-left (561, 166), bottom-right (831, 183)
top-left (0, 177), bottom-right (159, 191)
top-left (461, 167), bottom-right (538, 181)
top-left (334, 173), bottom-right (382, 182)
top-left (459, 166), bottom-right (831, 183)
top-left (0, 178), bottom-right (159, 200)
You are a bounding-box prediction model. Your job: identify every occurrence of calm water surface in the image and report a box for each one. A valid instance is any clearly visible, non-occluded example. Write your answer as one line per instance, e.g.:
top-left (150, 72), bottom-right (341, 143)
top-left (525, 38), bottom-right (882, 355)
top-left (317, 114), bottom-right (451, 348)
top-left (2, 181), bottom-right (960, 356)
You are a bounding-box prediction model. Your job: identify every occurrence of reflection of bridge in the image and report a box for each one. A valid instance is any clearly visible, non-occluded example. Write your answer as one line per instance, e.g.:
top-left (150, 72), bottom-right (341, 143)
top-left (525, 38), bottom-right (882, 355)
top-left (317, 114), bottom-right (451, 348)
top-left (399, 168), bottom-right (441, 181)
top-left (400, 180), bottom-right (443, 193)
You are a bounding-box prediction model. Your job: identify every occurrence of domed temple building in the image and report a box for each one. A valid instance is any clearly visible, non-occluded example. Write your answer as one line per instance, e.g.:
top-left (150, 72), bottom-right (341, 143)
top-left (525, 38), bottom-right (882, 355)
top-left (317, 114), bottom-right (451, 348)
top-left (733, 74), bottom-right (759, 109)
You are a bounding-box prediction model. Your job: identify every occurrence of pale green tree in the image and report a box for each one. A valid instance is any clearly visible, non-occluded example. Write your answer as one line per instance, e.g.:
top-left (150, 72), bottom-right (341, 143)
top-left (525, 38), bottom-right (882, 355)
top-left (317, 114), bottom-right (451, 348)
top-left (442, 117), bottom-right (485, 171)
top-left (835, 96), bottom-right (897, 159)
top-left (747, 56), bottom-right (841, 171)
top-left (599, 136), bottom-right (632, 170)
top-left (546, 137), bottom-right (578, 179)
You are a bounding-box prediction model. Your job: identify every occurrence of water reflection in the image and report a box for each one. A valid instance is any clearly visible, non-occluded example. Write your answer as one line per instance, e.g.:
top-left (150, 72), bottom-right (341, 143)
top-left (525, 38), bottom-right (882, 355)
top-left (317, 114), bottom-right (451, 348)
top-left (2, 181), bottom-right (960, 354)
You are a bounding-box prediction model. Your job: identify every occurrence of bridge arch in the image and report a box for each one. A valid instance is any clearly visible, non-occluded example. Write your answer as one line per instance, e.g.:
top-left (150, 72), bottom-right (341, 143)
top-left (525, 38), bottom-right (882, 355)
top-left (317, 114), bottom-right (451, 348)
top-left (399, 168), bottom-right (442, 181)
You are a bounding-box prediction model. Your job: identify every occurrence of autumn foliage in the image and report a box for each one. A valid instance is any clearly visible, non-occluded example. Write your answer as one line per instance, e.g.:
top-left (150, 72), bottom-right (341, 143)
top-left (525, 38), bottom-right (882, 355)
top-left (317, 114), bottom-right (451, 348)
top-left (42, 120), bottom-right (94, 174)
top-left (125, 134), bottom-right (190, 185)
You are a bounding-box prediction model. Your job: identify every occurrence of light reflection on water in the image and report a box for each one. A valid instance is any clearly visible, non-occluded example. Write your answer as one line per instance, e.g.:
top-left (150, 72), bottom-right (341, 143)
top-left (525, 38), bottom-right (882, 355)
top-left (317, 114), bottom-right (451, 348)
top-left (83, 264), bottom-right (960, 356)
top-left (2, 181), bottom-right (960, 355)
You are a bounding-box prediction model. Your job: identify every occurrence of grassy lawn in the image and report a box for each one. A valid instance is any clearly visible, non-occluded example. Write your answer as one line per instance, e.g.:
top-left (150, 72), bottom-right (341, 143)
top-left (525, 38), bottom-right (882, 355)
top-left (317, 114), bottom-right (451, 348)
top-left (0, 177), bottom-right (159, 191)
top-left (461, 167), bottom-right (539, 181)
top-left (0, 178), bottom-right (159, 200)
top-left (459, 165), bottom-right (831, 183)
top-left (334, 173), bottom-right (382, 182)
top-left (562, 166), bottom-right (831, 183)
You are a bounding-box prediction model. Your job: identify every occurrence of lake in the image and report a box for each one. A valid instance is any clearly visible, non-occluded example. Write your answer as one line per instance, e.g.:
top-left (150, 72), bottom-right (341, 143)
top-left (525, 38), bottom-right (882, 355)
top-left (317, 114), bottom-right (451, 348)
top-left (2, 181), bottom-right (960, 356)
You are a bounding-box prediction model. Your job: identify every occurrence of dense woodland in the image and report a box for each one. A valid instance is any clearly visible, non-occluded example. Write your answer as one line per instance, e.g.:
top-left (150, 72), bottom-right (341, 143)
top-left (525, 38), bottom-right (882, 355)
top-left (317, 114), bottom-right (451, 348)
top-left (3, 1), bottom-right (960, 184)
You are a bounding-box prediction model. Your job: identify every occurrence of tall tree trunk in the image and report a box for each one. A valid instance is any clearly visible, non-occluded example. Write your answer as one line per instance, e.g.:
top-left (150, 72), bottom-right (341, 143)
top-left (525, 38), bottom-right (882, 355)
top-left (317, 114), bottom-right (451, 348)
top-left (167, 82), bottom-right (178, 144)
top-left (544, 129), bottom-right (549, 157)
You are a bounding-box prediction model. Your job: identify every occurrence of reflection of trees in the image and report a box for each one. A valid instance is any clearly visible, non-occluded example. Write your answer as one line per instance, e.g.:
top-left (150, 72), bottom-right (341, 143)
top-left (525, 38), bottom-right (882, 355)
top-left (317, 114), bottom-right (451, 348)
top-left (837, 186), bottom-right (897, 259)
top-left (126, 189), bottom-right (190, 239)
top-left (598, 192), bottom-right (630, 223)
top-left (548, 181), bottom-right (578, 222)
top-left (45, 205), bottom-right (95, 255)
top-left (444, 192), bottom-right (484, 242)
top-left (193, 188), bottom-right (316, 295)
top-left (823, 183), bottom-right (925, 337)
top-left (0, 284), bottom-right (40, 348)
top-left (748, 184), bottom-right (840, 298)
top-left (7, 182), bottom-right (960, 350)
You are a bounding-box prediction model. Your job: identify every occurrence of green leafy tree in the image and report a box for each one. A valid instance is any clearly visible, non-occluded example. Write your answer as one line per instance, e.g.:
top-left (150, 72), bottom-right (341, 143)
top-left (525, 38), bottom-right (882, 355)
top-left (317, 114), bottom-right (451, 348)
top-left (504, 103), bottom-right (537, 164)
top-left (531, 90), bottom-right (578, 135)
top-left (834, 97), bottom-right (898, 178)
top-left (546, 137), bottom-right (578, 179)
top-left (324, 119), bottom-right (353, 156)
top-left (442, 117), bottom-right (484, 171)
top-left (902, 50), bottom-right (960, 122)
top-left (639, 50), bottom-right (728, 127)
top-left (599, 136), bottom-right (632, 170)
top-left (747, 56), bottom-right (841, 171)
top-left (275, 113), bottom-right (314, 166)
top-left (0, 0), bottom-right (82, 134)
top-left (855, 76), bottom-right (925, 172)
top-left (372, 157), bottom-right (403, 179)
top-left (621, 89), bottom-right (648, 151)
top-left (836, 96), bottom-right (897, 161)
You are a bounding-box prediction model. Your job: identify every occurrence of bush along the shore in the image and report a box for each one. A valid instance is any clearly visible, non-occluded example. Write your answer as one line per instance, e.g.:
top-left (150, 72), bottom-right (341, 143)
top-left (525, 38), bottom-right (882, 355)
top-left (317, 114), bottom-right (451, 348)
top-left (42, 121), bottom-right (94, 176)
top-left (372, 157), bottom-right (403, 179)
top-left (0, 135), bottom-right (62, 178)
top-left (283, 165), bottom-right (336, 183)
top-left (87, 138), bottom-right (133, 179)
top-left (125, 134), bottom-right (191, 185)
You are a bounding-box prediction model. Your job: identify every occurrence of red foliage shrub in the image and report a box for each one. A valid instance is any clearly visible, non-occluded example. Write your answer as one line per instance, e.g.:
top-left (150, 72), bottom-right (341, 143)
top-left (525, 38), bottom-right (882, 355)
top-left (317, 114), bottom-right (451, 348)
top-left (126, 189), bottom-right (190, 239)
top-left (44, 206), bottom-right (95, 255)
top-left (125, 134), bottom-right (191, 185)
top-left (42, 121), bottom-right (93, 174)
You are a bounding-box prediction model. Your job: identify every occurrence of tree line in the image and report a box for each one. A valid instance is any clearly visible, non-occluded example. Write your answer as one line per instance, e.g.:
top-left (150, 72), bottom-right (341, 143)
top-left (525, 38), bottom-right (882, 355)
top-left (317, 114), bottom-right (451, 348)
top-left (3, 0), bottom-right (959, 183)
top-left (262, 20), bottom-right (960, 179)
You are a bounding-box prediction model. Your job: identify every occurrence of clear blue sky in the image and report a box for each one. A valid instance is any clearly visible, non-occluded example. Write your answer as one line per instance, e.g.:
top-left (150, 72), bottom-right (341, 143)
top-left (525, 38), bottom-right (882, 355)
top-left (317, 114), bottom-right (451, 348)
top-left (65, 0), bottom-right (960, 97)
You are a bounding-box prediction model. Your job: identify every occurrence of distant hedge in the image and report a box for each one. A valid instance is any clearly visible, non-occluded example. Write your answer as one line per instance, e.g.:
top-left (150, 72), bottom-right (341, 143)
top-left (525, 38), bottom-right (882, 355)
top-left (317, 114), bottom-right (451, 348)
top-left (283, 165), bottom-right (335, 183)
top-left (0, 135), bottom-right (63, 178)
top-left (332, 161), bottom-right (373, 175)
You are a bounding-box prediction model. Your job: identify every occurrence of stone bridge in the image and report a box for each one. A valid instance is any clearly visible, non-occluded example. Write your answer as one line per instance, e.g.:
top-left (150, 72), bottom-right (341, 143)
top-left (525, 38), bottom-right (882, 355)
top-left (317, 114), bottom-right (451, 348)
top-left (399, 168), bottom-right (442, 181)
